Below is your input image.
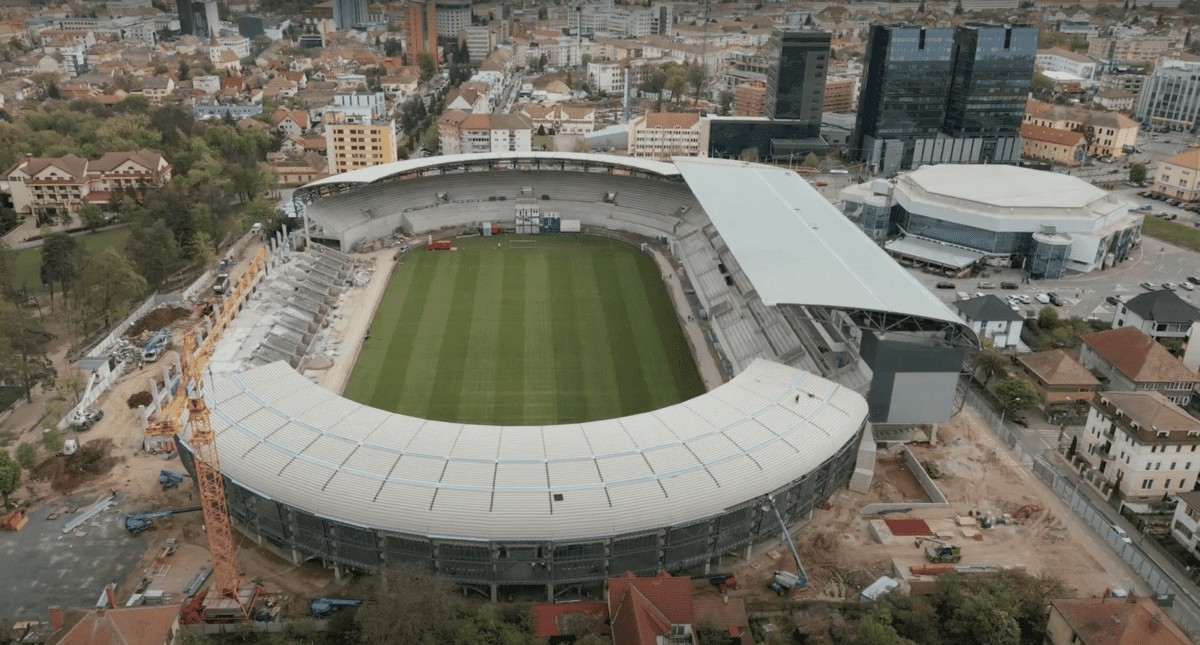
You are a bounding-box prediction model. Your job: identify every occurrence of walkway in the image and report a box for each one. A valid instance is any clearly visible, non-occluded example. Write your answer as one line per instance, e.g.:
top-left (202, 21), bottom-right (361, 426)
top-left (646, 245), bottom-right (725, 392)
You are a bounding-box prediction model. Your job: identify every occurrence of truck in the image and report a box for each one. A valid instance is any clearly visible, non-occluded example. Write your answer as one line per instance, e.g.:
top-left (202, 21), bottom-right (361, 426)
top-left (212, 273), bottom-right (230, 295)
top-left (426, 239), bottom-right (452, 251)
top-left (309, 597), bottom-right (364, 617)
top-left (141, 328), bottom-right (172, 363)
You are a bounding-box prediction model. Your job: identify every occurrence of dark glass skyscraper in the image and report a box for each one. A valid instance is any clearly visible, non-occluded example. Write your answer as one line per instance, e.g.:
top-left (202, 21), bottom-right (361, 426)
top-left (851, 24), bottom-right (1037, 175)
top-left (765, 28), bottom-right (831, 138)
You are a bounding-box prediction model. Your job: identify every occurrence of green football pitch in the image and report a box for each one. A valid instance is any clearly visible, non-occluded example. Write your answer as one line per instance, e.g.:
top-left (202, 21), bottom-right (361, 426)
top-left (343, 235), bottom-right (706, 425)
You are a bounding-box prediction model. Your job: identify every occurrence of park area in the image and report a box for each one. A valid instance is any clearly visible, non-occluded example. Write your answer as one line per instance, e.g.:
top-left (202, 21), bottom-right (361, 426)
top-left (342, 235), bottom-right (705, 425)
top-left (8, 228), bottom-right (131, 294)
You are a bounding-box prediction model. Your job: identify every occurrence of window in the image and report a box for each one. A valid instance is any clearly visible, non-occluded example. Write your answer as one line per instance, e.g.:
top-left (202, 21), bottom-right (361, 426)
top-left (1142, 479), bottom-right (1154, 489)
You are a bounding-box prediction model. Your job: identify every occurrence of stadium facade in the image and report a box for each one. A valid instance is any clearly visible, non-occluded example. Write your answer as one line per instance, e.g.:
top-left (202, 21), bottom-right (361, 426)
top-left (185, 153), bottom-right (975, 598)
top-left (840, 164), bottom-right (1143, 279)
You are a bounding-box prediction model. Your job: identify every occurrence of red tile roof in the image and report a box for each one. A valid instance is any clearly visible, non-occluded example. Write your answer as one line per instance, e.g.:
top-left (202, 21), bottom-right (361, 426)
top-left (1020, 123), bottom-right (1085, 146)
top-left (529, 602), bottom-right (607, 638)
top-left (1081, 327), bottom-right (1199, 383)
top-left (1050, 596), bottom-right (1190, 645)
top-left (608, 572), bottom-right (695, 645)
top-left (1161, 148), bottom-right (1200, 171)
top-left (55, 606), bottom-right (180, 645)
top-left (645, 112), bottom-right (700, 129)
top-left (1019, 349), bottom-right (1099, 387)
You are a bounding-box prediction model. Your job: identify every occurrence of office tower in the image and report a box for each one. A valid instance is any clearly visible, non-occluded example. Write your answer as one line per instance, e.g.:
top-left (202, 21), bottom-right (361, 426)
top-left (764, 28), bottom-right (831, 138)
top-left (332, 0), bottom-right (368, 30)
top-left (204, 0), bottom-right (220, 41)
top-left (434, 0), bottom-right (471, 39)
top-left (1136, 58), bottom-right (1200, 133)
top-left (178, 0), bottom-right (218, 39)
top-left (851, 24), bottom-right (1037, 175)
top-left (177, 0), bottom-right (196, 36)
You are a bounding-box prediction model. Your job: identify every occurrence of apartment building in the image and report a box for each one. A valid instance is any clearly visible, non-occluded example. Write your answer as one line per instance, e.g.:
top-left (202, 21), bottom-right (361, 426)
top-left (1170, 491), bottom-right (1200, 558)
top-left (6, 150), bottom-right (172, 215)
top-left (1080, 390), bottom-right (1200, 501)
top-left (460, 25), bottom-right (495, 63)
top-left (1024, 100), bottom-right (1139, 159)
top-left (1079, 327), bottom-right (1200, 406)
top-left (734, 81), bottom-right (766, 117)
top-left (1087, 31), bottom-right (1180, 66)
top-left (1151, 149), bottom-right (1200, 203)
top-left (1015, 349), bottom-right (1099, 417)
top-left (1036, 47), bottom-right (1098, 80)
top-left (438, 111), bottom-right (533, 155)
top-left (822, 76), bottom-right (856, 113)
top-left (323, 109), bottom-right (397, 173)
top-left (628, 112), bottom-right (708, 159)
top-left (516, 104), bottom-right (596, 135)
top-left (404, 0), bottom-right (438, 69)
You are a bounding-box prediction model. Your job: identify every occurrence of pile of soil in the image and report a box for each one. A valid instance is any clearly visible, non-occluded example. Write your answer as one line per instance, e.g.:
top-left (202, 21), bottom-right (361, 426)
top-left (33, 438), bottom-right (121, 494)
top-left (127, 390), bottom-right (152, 408)
top-left (127, 306), bottom-right (192, 337)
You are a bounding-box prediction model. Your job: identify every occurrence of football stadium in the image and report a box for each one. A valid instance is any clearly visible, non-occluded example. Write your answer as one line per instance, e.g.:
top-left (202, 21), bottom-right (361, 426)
top-left (184, 153), bottom-right (976, 600)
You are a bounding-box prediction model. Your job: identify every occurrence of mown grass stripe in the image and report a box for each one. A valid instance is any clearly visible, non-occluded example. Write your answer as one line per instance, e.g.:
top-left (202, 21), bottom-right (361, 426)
top-left (548, 248), bottom-right (590, 422)
top-left (387, 252), bottom-right (459, 414)
top-left (424, 251), bottom-right (482, 420)
top-left (634, 251), bottom-right (706, 402)
top-left (456, 249), bottom-right (506, 424)
top-left (593, 249), bottom-right (652, 415)
top-left (491, 248), bottom-right (529, 424)
top-left (521, 251), bottom-right (556, 425)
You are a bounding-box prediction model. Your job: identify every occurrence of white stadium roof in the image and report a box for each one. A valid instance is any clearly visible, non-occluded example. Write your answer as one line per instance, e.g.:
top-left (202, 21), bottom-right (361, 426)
top-left (196, 359), bottom-right (865, 542)
top-left (301, 152), bottom-right (679, 190)
top-left (674, 157), bottom-right (961, 325)
top-left (903, 164), bottom-right (1107, 210)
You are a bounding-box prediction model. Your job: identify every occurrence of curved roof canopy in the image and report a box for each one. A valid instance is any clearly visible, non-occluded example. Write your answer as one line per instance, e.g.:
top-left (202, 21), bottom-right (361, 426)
top-left (195, 359), bottom-right (866, 542)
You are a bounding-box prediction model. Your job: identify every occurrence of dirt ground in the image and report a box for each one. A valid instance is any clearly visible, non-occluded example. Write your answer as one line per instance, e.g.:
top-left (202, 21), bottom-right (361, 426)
top-left (712, 404), bottom-right (1150, 606)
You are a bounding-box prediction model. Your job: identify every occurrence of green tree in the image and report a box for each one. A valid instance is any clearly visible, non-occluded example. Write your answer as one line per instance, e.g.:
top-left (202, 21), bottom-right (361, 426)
top-left (15, 443), bottom-right (37, 469)
top-left (384, 37), bottom-right (402, 57)
top-left (696, 620), bottom-right (728, 645)
top-left (1037, 305), bottom-right (1060, 330)
top-left (718, 90), bottom-right (734, 115)
top-left (39, 232), bottom-right (82, 302)
top-left (355, 566), bottom-right (465, 645)
top-left (1129, 163), bottom-right (1147, 183)
top-left (0, 301), bottom-right (54, 403)
top-left (125, 220), bottom-right (181, 289)
top-left (995, 377), bottom-right (1038, 413)
top-left (78, 204), bottom-right (106, 231)
top-left (452, 604), bottom-right (528, 645)
top-left (417, 52), bottom-right (436, 81)
top-left (77, 247), bottom-right (147, 329)
top-left (974, 347), bottom-right (1009, 385)
top-left (802, 152), bottom-right (821, 168)
top-left (0, 452), bottom-right (19, 506)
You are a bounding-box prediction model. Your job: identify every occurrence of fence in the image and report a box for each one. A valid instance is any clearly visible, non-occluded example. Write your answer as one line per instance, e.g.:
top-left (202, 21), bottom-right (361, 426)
top-left (966, 384), bottom-right (1197, 634)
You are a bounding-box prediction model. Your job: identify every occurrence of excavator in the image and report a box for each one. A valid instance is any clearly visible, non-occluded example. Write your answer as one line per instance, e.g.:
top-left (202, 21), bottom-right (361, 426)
top-left (915, 536), bottom-right (963, 563)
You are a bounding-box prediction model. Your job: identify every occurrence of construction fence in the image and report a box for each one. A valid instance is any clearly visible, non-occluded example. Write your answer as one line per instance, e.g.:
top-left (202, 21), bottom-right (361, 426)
top-left (964, 385), bottom-right (1196, 634)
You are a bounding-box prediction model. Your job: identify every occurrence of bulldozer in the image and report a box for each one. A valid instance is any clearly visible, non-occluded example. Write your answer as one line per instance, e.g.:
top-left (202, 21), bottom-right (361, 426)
top-left (915, 537), bottom-right (962, 563)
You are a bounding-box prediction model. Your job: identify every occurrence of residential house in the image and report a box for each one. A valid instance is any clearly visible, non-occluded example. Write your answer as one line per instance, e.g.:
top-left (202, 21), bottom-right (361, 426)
top-left (1036, 47), bottom-right (1098, 80)
top-left (1151, 148), bottom-right (1200, 204)
top-left (444, 84), bottom-right (491, 113)
top-left (1114, 290), bottom-right (1200, 340)
top-left (1045, 596), bottom-right (1190, 645)
top-left (1169, 490), bottom-right (1200, 557)
top-left (192, 74), bottom-right (221, 95)
top-left (272, 152), bottom-right (330, 186)
top-left (262, 77), bottom-right (299, 100)
top-left (516, 103), bottom-right (596, 135)
top-left (140, 76), bottom-right (174, 104)
top-left (439, 112), bottom-right (534, 155)
top-left (5, 150), bottom-right (171, 215)
top-left (1020, 123), bottom-right (1087, 167)
top-left (628, 112), bottom-right (709, 159)
top-left (48, 602), bottom-right (182, 645)
top-left (323, 109), bottom-right (397, 173)
top-left (603, 572), bottom-right (751, 645)
top-left (953, 295), bottom-right (1025, 348)
top-left (1079, 327), bottom-right (1200, 406)
top-left (379, 68), bottom-right (419, 102)
top-left (1080, 390), bottom-right (1200, 500)
top-left (271, 108), bottom-right (310, 136)
top-left (1016, 349), bottom-right (1100, 417)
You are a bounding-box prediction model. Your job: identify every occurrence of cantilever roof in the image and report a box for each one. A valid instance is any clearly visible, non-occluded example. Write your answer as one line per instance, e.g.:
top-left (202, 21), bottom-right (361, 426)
top-left (301, 152), bottom-right (679, 191)
top-left (196, 359), bottom-right (865, 542)
top-left (673, 157), bottom-right (961, 326)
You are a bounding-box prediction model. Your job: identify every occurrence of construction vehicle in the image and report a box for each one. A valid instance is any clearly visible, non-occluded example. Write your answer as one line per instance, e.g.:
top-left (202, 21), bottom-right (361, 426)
top-left (159, 470), bottom-right (189, 489)
top-left (426, 239), bottom-right (452, 251)
top-left (213, 273), bottom-right (231, 295)
top-left (69, 409), bottom-right (104, 431)
top-left (124, 507), bottom-right (201, 534)
top-left (764, 495), bottom-right (809, 595)
top-left (141, 328), bottom-right (172, 363)
top-left (915, 537), bottom-right (962, 563)
top-left (309, 597), bottom-right (364, 617)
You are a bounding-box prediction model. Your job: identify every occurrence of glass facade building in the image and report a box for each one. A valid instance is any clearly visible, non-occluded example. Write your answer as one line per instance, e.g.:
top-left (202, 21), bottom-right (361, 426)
top-left (852, 24), bottom-right (1037, 174)
top-left (765, 29), bottom-right (832, 138)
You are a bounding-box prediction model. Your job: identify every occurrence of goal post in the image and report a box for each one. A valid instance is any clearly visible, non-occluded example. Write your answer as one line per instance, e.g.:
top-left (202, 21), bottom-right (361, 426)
top-left (508, 239), bottom-right (537, 250)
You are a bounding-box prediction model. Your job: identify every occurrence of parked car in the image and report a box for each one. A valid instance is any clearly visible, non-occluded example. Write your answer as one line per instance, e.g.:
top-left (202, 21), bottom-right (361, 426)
top-left (1181, 282), bottom-right (1194, 291)
top-left (1188, 276), bottom-right (1200, 285)
top-left (936, 281), bottom-right (955, 289)
top-left (1110, 525), bottom-right (1132, 545)
top-left (1141, 282), bottom-right (1157, 290)
top-left (1163, 283), bottom-right (1177, 290)
top-left (1139, 204), bottom-right (1153, 211)
top-left (1000, 281), bottom-right (1019, 289)
top-left (1105, 295), bottom-right (1121, 305)
top-left (69, 409), bottom-right (104, 431)
top-left (1035, 293), bottom-right (1052, 304)
top-left (977, 282), bottom-right (996, 289)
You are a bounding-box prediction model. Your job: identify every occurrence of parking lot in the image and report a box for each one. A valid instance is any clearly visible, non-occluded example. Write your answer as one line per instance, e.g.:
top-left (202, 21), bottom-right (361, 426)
top-left (908, 239), bottom-right (1200, 323)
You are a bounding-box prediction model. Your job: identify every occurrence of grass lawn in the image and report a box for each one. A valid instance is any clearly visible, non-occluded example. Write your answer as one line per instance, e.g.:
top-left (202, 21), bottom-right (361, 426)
top-left (343, 235), bottom-right (705, 425)
top-left (1141, 216), bottom-right (1200, 254)
top-left (9, 228), bottom-right (131, 294)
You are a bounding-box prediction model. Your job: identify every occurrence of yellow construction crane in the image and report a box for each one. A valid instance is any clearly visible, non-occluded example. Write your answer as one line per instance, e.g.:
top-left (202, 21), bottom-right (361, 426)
top-left (147, 247), bottom-right (269, 621)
